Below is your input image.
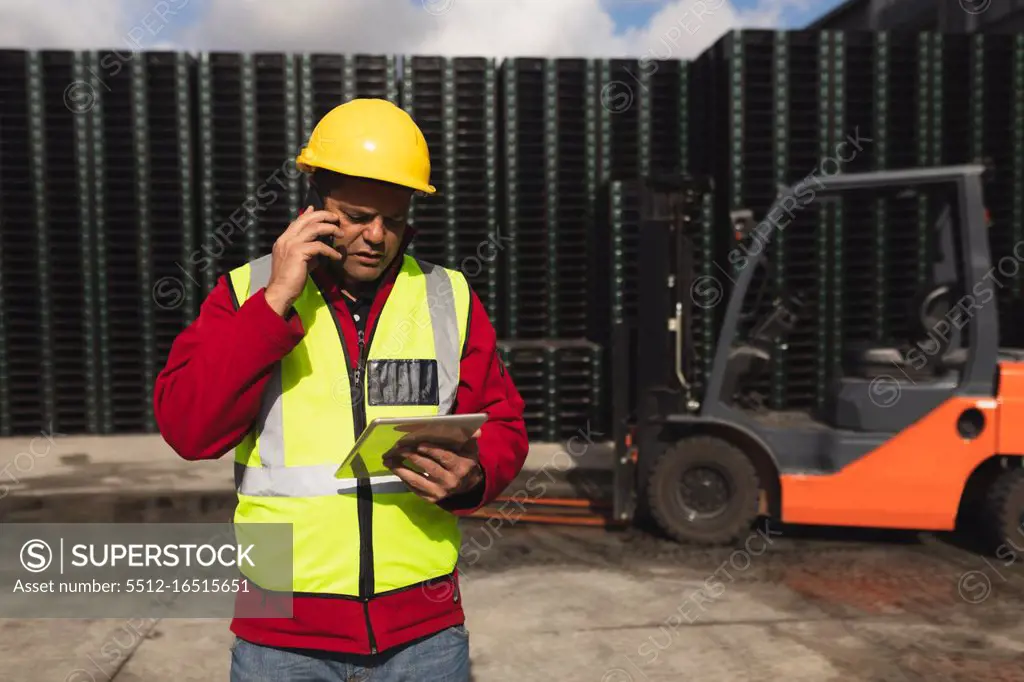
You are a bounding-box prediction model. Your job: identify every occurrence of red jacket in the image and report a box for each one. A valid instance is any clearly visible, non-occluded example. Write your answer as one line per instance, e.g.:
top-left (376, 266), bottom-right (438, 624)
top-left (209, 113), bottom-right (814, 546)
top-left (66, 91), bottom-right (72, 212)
top-left (153, 230), bottom-right (529, 654)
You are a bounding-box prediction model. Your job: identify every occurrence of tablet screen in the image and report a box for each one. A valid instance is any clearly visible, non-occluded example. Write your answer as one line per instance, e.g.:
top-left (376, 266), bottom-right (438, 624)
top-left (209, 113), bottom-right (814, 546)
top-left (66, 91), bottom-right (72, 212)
top-left (335, 414), bottom-right (488, 479)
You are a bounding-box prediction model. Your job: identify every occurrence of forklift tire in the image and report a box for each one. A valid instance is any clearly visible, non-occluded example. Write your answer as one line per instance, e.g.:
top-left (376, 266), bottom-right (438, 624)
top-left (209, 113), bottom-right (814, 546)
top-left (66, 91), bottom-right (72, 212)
top-left (981, 466), bottom-right (1024, 555)
top-left (647, 436), bottom-right (761, 546)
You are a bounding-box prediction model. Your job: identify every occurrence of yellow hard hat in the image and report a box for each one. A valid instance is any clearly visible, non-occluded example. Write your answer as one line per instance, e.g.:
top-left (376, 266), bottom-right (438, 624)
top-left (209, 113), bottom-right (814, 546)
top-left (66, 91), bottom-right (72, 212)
top-left (296, 98), bottom-right (435, 194)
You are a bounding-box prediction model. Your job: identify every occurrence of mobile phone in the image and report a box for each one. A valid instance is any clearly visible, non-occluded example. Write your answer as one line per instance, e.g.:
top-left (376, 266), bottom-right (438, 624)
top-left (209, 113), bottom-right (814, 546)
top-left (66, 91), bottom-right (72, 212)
top-left (303, 182), bottom-right (335, 249)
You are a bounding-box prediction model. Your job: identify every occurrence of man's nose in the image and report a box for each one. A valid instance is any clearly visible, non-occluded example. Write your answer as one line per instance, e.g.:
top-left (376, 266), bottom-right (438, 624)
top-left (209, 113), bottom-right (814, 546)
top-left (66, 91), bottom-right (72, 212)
top-left (362, 216), bottom-right (385, 244)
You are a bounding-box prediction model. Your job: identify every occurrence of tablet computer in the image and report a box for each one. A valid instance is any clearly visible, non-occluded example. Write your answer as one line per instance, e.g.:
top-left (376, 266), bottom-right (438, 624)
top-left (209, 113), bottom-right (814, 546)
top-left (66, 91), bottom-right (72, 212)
top-left (334, 413), bottom-right (488, 479)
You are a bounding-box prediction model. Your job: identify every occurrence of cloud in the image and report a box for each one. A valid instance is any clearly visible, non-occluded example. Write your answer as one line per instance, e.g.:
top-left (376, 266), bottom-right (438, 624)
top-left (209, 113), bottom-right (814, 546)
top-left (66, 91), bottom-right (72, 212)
top-left (0, 0), bottom-right (130, 50)
top-left (0, 0), bottom-right (809, 58)
top-left (177, 0), bottom-right (636, 57)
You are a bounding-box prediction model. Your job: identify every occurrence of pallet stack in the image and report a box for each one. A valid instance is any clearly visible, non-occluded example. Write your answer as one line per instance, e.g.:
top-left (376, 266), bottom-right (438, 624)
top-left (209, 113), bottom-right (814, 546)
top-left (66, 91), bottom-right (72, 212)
top-left (87, 51), bottom-right (142, 432)
top-left (834, 31), bottom-right (880, 349)
top-left (400, 56), bottom-right (450, 264)
top-left (598, 59), bottom-right (643, 182)
top-left (550, 339), bottom-right (604, 441)
top-left (0, 37), bottom-right (1021, 439)
top-left (0, 51), bottom-right (85, 436)
top-left (144, 52), bottom-right (199, 430)
top-left (649, 59), bottom-right (689, 177)
top-left (89, 51), bottom-right (199, 433)
top-left (692, 31), bottom-right (779, 407)
top-left (400, 57), bottom-right (503, 328)
top-left (501, 58), bottom-right (548, 340)
top-left (252, 54), bottom-right (302, 257)
top-left (497, 340), bottom-right (547, 441)
top-left (971, 35), bottom-right (1024, 345)
top-left (880, 33), bottom-right (935, 344)
top-left (496, 58), bottom-right (606, 437)
top-left (37, 52), bottom-right (96, 437)
top-left (692, 31), bottom-right (847, 411)
top-left (500, 57), bottom-right (602, 338)
top-left (451, 57), bottom-right (502, 328)
top-left (300, 54), bottom-right (399, 141)
top-left (196, 52), bottom-right (259, 294)
top-left (497, 339), bottom-right (602, 442)
top-left (551, 58), bottom-right (597, 341)
top-left (782, 30), bottom-right (831, 411)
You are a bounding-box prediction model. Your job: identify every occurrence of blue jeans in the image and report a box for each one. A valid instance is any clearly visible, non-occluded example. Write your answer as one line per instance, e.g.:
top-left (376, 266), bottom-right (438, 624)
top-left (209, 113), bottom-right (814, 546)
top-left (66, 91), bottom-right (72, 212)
top-left (229, 625), bottom-right (471, 682)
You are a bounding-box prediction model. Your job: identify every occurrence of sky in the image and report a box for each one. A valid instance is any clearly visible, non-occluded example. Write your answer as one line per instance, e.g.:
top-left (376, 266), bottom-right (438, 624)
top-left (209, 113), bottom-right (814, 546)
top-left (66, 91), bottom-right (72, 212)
top-left (0, 0), bottom-right (849, 59)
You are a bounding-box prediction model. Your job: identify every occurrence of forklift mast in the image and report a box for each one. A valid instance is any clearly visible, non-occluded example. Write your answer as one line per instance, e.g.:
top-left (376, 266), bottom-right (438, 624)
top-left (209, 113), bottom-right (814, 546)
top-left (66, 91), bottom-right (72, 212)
top-left (610, 174), bottom-right (711, 523)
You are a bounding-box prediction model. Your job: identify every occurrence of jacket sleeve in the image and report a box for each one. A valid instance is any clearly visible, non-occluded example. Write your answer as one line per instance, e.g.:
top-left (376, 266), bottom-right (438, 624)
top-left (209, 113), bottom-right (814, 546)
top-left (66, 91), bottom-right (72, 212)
top-left (153, 275), bottom-right (305, 461)
top-left (439, 290), bottom-right (529, 515)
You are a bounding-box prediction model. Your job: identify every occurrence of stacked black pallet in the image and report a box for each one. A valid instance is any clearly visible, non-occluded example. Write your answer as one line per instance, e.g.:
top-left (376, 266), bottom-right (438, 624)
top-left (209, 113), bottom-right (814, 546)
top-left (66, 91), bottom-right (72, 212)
top-left (144, 53), bottom-right (199, 432)
top-left (400, 56), bottom-right (449, 265)
top-left (693, 31), bottom-right (778, 407)
top-left (497, 340), bottom-right (550, 441)
top-left (1010, 34), bottom-right (1024, 343)
top-left (501, 58), bottom-right (549, 339)
top-left (553, 59), bottom-right (596, 340)
top-left (89, 50), bottom-right (156, 432)
top-left (974, 35), bottom-right (1024, 345)
top-left (40, 52), bottom-right (97, 435)
top-left (0, 51), bottom-right (32, 435)
top-left (196, 53), bottom-right (259, 295)
top-left (648, 59), bottom-right (689, 176)
top-left (836, 32), bottom-right (883, 350)
top-left (776, 31), bottom-right (829, 411)
top-left (0, 51), bottom-right (75, 435)
top-left (400, 56), bottom-right (501, 326)
top-left (694, 31), bottom-right (863, 411)
top-left (252, 54), bottom-right (301, 257)
top-left (299, 54), bottom-right (398, 143)
top-left (355, 55), bottom-right (399, 105)
top-left (880, 33), bottom-right (934, 344)
top-left (496, 339), bottom-right (603, 442)
top-left (550, 340), bottom-right (603, 441)
top-left (598, 59), bottom-right (642, 182)
top-left (937, 34), bottom-right (972, 168)
top-left (301, 54), bottom-right (347, 133)
top-left (451, 58), bottom-right (502, 330)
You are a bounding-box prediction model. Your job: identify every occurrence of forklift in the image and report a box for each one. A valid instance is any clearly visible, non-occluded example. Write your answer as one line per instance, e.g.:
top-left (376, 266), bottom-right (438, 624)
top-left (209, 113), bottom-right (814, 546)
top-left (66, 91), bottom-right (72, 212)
top-left (610, 164), bottom-right (1024, 551)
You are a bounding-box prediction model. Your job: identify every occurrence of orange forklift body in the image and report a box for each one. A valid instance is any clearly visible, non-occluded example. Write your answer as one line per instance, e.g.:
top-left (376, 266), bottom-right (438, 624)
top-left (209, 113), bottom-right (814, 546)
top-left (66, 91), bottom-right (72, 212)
top-left (781, 380), bottom-right (1014, 530)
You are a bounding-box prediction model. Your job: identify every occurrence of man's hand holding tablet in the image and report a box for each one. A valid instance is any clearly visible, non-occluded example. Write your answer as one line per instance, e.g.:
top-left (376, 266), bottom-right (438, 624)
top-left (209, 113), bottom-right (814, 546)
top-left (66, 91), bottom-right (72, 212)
top-left (384, 427), bottom-right (484, 504)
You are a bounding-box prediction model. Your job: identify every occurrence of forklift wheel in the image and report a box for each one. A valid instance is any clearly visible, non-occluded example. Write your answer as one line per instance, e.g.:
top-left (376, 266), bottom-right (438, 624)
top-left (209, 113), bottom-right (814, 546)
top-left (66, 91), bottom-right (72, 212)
top-left (647, 436), bottom-right (761, 546)
top-left (982, 466), bottom-right (1024, 554)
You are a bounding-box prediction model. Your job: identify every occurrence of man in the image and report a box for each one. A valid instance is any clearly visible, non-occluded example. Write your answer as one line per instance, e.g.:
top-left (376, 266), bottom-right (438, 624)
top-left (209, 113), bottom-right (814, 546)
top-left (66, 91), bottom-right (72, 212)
top-left (154, 98), bottom-right (529, 681)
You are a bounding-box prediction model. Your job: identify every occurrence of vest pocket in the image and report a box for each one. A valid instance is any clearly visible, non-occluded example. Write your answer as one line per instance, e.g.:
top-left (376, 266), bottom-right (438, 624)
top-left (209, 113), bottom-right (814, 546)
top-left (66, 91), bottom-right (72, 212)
top-left (367, 360), bottom-right (439, 406)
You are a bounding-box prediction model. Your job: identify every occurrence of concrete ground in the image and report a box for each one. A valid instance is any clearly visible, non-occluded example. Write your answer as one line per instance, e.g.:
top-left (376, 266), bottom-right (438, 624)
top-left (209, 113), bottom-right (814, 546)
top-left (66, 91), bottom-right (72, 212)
top-left (2, 434), bottom-right (1024, 681)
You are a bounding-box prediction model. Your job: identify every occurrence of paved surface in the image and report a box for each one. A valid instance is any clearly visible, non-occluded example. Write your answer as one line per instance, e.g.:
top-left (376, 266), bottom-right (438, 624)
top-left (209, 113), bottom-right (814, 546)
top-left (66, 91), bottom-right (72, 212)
top-left (2, 435), bottom-right (1024, 681)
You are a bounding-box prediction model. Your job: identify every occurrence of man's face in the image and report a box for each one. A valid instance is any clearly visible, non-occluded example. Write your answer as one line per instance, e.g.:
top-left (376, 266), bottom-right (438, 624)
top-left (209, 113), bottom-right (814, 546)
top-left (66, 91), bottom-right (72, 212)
top-left (323, 176), bottom-right (412, 284)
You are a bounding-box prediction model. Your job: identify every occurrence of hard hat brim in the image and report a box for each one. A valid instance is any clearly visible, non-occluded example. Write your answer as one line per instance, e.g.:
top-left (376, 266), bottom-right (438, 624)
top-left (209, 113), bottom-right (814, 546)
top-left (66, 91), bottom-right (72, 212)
top-left (296, 155), bottom-right (437, 195)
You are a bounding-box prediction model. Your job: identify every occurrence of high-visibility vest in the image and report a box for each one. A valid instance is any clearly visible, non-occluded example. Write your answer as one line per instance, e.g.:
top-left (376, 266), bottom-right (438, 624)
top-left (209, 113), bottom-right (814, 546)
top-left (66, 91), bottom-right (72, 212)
top-left (226, 253), bottom-right (472, 596)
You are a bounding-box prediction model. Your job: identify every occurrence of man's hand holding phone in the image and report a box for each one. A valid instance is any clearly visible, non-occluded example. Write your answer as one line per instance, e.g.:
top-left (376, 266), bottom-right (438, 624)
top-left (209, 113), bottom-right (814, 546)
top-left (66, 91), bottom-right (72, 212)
top-left (264, 206), bottom-right (344, 317)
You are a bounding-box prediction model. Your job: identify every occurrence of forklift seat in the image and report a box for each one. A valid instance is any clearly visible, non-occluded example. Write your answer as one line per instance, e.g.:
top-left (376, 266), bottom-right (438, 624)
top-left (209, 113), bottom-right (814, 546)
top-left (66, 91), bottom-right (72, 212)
top-left (842, 280), bottom-right (967, 381)
top-left (842, 343), bottom-right (967, 380)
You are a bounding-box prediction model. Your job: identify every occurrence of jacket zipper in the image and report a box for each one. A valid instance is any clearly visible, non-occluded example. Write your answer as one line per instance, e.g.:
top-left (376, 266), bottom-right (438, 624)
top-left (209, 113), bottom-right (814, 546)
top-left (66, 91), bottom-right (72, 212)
top-left (352, 326), bottom-right (379, 654)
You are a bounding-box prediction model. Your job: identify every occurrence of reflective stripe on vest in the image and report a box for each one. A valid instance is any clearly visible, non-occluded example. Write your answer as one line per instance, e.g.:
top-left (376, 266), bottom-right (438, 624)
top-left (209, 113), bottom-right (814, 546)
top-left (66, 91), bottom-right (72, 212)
top-left (226, 253), bottom-right (470, 596)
